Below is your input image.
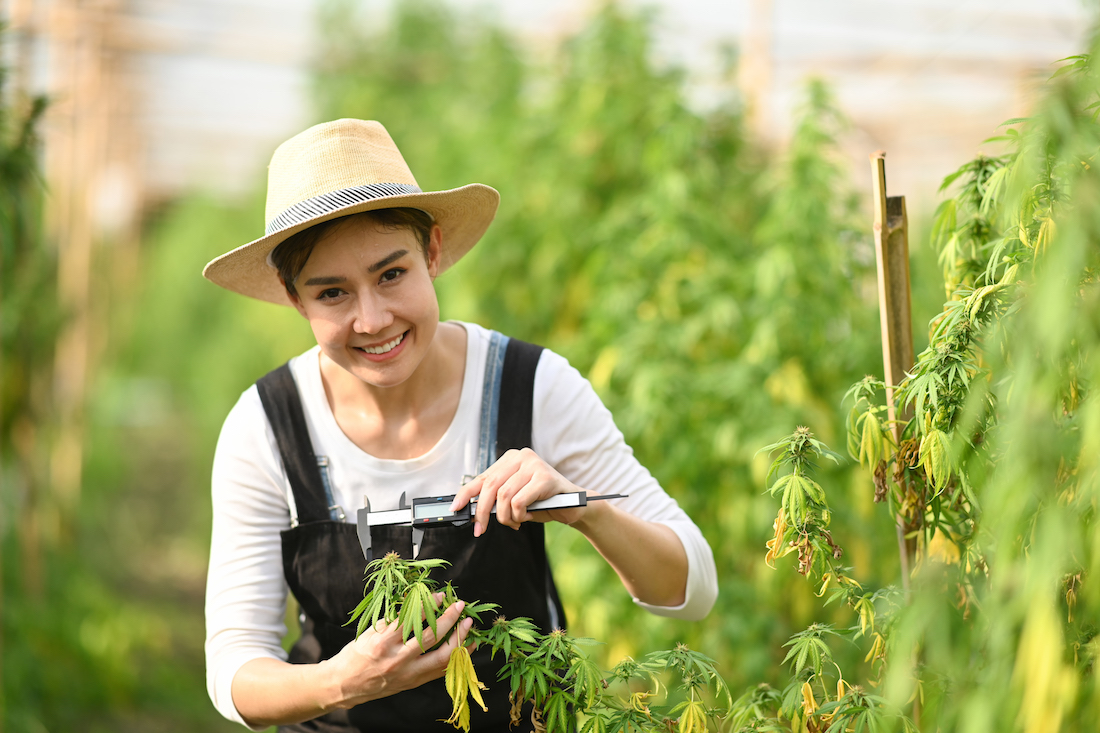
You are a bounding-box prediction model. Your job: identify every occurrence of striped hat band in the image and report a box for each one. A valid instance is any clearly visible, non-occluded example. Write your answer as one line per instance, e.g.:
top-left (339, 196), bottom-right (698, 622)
top-left (264, 182), bottom-right (424, 236)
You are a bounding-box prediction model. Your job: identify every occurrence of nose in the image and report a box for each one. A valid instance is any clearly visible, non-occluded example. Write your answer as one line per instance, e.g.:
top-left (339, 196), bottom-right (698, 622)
top-left (351, 290), bottom-right (394, 334)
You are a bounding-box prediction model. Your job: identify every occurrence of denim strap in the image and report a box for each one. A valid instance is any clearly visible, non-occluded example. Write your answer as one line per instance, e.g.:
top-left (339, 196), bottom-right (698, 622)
top-left (477, 331), bottom-right (510, 474)
top-left (315, 456), bottom-right (346, 521)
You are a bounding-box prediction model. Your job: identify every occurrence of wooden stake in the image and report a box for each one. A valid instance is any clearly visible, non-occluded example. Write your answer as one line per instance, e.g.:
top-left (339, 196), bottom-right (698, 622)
top-left (870, 151), bottom-right (916, 592)
top-left (740, 0), bottom-right (774, 142)
top-left (43, 0), bottom-right (140, 539)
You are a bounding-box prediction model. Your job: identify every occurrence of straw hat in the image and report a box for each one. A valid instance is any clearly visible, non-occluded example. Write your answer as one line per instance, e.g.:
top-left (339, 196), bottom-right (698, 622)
top-left (202, 119), bottom-right (500, 305)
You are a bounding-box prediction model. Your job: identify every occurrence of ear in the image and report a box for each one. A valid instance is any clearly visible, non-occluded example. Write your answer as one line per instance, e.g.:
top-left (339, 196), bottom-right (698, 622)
top-left (283, 281), bottom-right (308, 318)
top-left (427, 224), bottom-right (443, 280)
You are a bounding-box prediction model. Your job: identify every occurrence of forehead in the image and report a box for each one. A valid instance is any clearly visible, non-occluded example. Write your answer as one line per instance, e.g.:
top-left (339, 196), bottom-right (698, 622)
top-left (301, 218), bottom-right (420, 273)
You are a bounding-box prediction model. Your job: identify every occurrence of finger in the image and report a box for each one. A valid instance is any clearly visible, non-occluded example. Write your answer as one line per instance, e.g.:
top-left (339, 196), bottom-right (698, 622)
top-left (407, 600), bottom-right (465, 651)
top-left (431, 616), bottom-right (474, 658)
top-left (482, 449), bottom-right (533, 528)
top-left (511, 468), bottom-right (565, 523)
top-left (455, 615), bottom-right (474, 647)
top-left (409, 616), bottom-right (475, 685)
top-left (415, 598), bottom-right (464, 647)
top-left (450, 477), bottom-right (482, 512)
top-left (473, 473), bottom-right (501, 537)
top-left (421, 592), bottom-right (445, 622)
top-left (494, 467), bottom-right (537, 528)
top-left (372, 616), bottom-right (399, 635)
top-left (470, 449), bottom-right (528, 536)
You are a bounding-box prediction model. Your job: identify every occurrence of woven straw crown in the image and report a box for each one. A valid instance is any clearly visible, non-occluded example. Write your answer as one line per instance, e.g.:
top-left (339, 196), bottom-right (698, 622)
top-left (203, 119), bottom-right (500, 305)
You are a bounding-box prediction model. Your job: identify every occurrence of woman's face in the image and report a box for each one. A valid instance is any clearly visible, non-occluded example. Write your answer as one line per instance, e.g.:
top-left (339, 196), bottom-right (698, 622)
top-left (288, 216), bottom-right (443, 389)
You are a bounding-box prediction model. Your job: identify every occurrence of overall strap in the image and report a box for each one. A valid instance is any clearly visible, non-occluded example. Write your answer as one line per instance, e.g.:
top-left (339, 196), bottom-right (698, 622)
top-left (256, 363), bottom-right (330, 525)
top-left (496, 336), bottom-right (544, 457)
top-left (488, 335), bottom-right (565, 632)
top-left (476, 331), bottom-right (510, 474)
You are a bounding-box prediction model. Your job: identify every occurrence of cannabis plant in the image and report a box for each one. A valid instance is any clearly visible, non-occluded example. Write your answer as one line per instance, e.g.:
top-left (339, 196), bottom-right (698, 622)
top-left (349, 553), bottom-right (731, 733)
top-left (752, 46), bottom-right (1100, 732)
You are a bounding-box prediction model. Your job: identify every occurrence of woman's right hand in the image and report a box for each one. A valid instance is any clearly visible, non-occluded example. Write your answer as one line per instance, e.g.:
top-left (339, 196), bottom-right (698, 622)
top-left (232, 595), bottom-right (472, 727)
top-left (322, 595), bottom-right (472, 710)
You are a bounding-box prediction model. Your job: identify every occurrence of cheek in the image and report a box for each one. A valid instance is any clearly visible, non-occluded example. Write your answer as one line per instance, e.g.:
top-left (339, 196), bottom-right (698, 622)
top-left (404, 279), bottom-right (440, 319)
top-left (304, 310), bottom-right (348, 345)
top-left (425, 278), bottom-right (441, 310)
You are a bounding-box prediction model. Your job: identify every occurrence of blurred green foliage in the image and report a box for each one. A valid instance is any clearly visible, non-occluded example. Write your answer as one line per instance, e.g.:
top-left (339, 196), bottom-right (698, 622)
top-left (742, 42), bottom-right (1100, 733)
top-left (11, 0), bottom-right (1034, 729)
top-left (881, 46), bottom-right (1100, 731)
top-left (1, 29), bottom-right (244, 733)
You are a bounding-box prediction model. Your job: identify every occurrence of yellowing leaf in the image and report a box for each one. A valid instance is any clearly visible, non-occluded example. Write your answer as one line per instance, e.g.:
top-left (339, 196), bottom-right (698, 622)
top-left (1035, 217), bottom-right (1056, 256)
top-left (765, 509), bottom-right (792, 568)
top-left (865, 632), bottom-right (885, 666)
top-left (925, 530), bottom-right (960, 565)
top-left (678, 698), bottom-right (707, 733)
top-left (443, 646), bottom-right (488, 732)
top-left (919, 429), bottom-right (951, 490)
top-left (1013, 601), bottom-right (1078, 733)
top-left (857, 409), bottom-right (885, 468)
top-left (800, 681), bottom-right (818, 717)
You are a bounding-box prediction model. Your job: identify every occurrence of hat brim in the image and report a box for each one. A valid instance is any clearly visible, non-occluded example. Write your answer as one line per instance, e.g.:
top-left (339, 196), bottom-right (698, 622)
top-left (202, 183), bottom-right (500, 305)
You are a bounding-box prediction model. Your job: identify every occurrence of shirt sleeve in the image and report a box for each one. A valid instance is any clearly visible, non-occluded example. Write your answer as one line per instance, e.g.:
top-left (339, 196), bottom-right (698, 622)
top-left (204, 386), bottom-right (293, 729)
top-left (530, 350), bottom-right (718, 621)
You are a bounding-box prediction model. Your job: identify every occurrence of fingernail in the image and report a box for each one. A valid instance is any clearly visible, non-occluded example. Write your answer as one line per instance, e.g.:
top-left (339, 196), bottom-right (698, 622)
top-left (474, 521), bottom-right (483, 537)
top-left (456, 600), bottom-right (466, 612)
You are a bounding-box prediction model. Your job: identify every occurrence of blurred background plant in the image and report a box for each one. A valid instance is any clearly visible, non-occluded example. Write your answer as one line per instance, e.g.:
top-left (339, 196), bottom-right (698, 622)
top-left (737, 42), bottom-right (1100, 732)
top-left (1, 0), bottom-right (1095, 730)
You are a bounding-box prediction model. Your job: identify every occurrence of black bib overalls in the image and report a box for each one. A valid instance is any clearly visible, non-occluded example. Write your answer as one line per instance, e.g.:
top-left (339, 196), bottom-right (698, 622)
top-left (255, 335), bottom-right (566, 732)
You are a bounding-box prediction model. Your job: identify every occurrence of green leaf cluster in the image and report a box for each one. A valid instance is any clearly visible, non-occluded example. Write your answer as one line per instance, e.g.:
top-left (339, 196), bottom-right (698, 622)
top-left (348, 553), bottom-right (496, 648)
top-left (354, 554), bottom-right (734, 733)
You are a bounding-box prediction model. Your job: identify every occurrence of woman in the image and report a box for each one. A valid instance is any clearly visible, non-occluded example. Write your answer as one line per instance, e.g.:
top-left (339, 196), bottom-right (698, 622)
top-left (203, 119), bottom-right (718, 732)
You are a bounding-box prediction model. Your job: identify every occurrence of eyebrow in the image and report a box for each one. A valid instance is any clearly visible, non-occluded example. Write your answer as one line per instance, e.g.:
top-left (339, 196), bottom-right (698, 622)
top-left (302, 275), bottom-right (345, 286)
top-left (301, 249), bottom-right (410, 286)
top-left (367, 249), bottom-right (409, 273)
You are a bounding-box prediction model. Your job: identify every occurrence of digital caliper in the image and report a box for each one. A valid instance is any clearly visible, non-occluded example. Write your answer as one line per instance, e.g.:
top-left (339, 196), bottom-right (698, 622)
top-left (355, 491), bottom-right (627, 558)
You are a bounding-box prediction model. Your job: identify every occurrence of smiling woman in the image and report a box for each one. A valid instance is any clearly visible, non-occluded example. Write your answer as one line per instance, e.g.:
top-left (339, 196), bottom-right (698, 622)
top-left (200, 119), bottom-right (717, 732)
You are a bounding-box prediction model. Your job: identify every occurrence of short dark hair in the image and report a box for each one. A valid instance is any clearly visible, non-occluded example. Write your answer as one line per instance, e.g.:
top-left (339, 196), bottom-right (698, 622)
top-left (271, 208), bottom-right (434, 297)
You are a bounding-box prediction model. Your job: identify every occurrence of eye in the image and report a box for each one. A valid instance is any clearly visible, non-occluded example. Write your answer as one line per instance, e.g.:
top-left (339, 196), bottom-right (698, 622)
top-left (317, 288), bottom-right (344, 301)
top-left (379, 267), bottom-right (405, 283)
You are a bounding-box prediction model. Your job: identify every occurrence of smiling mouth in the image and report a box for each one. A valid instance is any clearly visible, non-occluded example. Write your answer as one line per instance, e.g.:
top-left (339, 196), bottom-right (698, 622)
top-left (357, 331), bottom-right (407, 355)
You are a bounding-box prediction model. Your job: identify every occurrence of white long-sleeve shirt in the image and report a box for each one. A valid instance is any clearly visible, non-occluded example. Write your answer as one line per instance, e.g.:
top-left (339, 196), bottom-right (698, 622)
top-left (204, 321), bottom-right (718, 727)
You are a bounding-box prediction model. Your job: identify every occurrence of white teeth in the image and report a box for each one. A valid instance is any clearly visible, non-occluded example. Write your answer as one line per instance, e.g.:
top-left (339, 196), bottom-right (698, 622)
top-left (362, 333), bottom-right (405, 355)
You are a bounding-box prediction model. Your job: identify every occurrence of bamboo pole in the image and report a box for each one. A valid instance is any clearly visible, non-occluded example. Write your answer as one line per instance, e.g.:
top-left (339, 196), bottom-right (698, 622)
top-left (44, 0), bottom-right (138, 540)
top-left (869, 151), bottom-right (916, 592)
top-left (46, 0), bottom-right (94, 537)
top-left (871, 150), bottom-right (922, 728)
top-left (740, 0), bottom-right (774, 142)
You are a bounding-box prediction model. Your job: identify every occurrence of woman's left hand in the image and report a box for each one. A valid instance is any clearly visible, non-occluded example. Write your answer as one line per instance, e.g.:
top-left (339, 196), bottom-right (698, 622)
top-left (449, 448), bottom-right (593, 537)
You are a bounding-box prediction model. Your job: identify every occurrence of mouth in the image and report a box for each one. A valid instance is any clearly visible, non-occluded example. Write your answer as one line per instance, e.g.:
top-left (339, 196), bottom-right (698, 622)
top-left (355, 331), bottom-right (407, 356)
